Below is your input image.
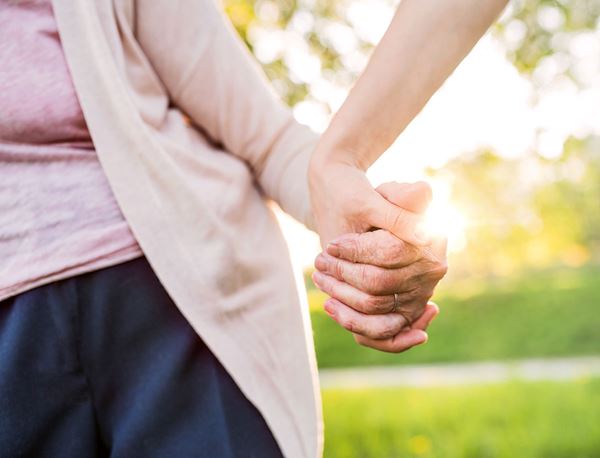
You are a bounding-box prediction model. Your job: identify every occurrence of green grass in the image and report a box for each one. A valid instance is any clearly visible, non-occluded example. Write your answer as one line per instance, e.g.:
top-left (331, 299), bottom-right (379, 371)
top-left (308, 266), bottom-right (600, 368)
top-left (322, 378), bottom-right (600, 458)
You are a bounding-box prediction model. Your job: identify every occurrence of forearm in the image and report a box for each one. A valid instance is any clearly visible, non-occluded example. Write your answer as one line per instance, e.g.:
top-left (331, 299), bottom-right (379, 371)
top-left (257, 120), bottom-right (319, 230)
top-left (315, 0), bottom-right (508, 170)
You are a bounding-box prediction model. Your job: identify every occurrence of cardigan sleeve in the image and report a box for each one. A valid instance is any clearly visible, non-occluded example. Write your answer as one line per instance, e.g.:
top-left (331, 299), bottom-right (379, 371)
top-left (133, 0), bottom-right (318, 230)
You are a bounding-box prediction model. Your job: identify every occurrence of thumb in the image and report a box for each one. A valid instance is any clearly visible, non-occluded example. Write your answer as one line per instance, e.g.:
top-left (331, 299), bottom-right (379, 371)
top-left (366, 191), bottom-right (430, 246)
top-left (376, 181), bottom-right (432, 214)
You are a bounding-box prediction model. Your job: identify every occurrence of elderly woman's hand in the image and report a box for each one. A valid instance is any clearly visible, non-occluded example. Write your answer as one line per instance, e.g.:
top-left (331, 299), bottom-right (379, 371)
top-left (311, 180), bottom-right (448, 352)
top-left (312, 230), bottom-right (447, 352)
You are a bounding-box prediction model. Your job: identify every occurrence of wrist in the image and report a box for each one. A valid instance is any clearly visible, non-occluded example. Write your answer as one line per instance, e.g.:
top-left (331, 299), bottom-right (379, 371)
top-left (309, 141), bottom-right (370, 181)
top-left (308, 146), bottom-right (347, 196)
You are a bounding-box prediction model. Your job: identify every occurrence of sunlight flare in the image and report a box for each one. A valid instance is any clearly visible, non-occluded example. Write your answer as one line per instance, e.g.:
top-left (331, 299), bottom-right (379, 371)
top-left (421, 181), bottom-right (468, 253)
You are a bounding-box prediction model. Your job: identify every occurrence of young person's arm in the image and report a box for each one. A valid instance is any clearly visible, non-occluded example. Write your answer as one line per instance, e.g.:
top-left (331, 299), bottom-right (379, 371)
top-left (319, 0), bottom-right (508, 169)
top-left (310, 0), bottom-right (509, 245)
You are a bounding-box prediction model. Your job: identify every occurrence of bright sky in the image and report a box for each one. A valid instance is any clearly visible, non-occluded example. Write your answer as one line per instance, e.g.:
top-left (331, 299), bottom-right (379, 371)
top-left (259, 0), bottom-right (600, 269)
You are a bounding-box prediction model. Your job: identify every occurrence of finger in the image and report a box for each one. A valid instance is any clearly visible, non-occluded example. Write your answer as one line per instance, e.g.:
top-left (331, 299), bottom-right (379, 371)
top-left (323, 298), bottom-right (409, 340)
top-left (376, 181), bottom-right (432, 214)
top-left (315, 252), bottom-right (425, 296)
top-left (313, 267), bottom-right (432, 323)
top-left (354, 328), bottom-right (428, 353)
top-left (352, 302), bottom-right (439, 353)
top-left (365, 192), bottom-right (429, 246)
top-left (411, 302), bottom-right (440, 330)
top-left (393, 296), bottom-right (431, 324)
top-left (326, 230), bottom-right (421, 268)
top-left (312, 270), bottom-right (396, 314)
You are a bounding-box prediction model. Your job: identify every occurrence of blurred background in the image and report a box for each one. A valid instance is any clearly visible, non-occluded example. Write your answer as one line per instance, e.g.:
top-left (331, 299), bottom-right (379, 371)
top-left (224, 0), bottom-right (600, 456)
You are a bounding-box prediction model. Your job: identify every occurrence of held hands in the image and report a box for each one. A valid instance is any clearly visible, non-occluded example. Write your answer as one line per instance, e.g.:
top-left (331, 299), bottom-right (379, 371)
top-left (308, 154), bottom-right (431, 249)
top-left (309, 157), bottom-right (447, 353)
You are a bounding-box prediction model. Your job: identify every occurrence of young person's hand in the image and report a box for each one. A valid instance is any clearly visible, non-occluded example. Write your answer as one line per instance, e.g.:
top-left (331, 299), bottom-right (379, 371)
top-left (308, 153), bottom-right (430, 248)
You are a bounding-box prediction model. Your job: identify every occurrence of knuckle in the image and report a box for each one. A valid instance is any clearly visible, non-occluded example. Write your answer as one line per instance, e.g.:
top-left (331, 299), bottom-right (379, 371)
top-left (332, 260), bottom-right (345, 280)
top-left (364, 295), bottom-right (390, 314)
top-left (346, 236), bottom-right (361, 263)
top-left (384, 230), bottom-right (414, 254)
top-left (406, 244), bottom-right (423, 263)
top-left (323, 275), bottom-right (338, 294)
top-left (422, 259), bottom-right (448, 283)
top-left (433, 260), bottom-right (449, 279)
top-left (370, 231), bottom-right (418, 268)
top-left (362, 295), bottom-right (379, 313)
top-left (378, 320), bottom-right (400, 340)
top-left (388, 240), bottom-right (409, 265)
top-left (407, 257), bottom-right (445, 287)
top-left (402, 287), bottom-right (421, 303)
top-left (360, 266), bottom-right (393, 295)
top-left (399, 294), bottom-right (431, 322)
top-left (342, 316), bottom-right (359, 334)
top-left (378, 272), bottom-right (398, 293)
top-left (407, 307), bottom-right (424, 323)
top-left (358, 265), bottom-right (375, 292)
top-left (367, 279), bottom-right (385, 296)
top-left (417, 289), bottom-right (434, 303)
top-left (327, 281), bottom-right (340, 298)
top-left (423, 250), bottom-right (448, 277)
top-left (386, 208), bottom-right (407, 235)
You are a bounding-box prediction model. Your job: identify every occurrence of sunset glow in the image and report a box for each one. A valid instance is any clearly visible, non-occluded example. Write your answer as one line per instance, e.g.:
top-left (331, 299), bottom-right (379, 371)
top-left (421, 180), bottom-right (468, 253)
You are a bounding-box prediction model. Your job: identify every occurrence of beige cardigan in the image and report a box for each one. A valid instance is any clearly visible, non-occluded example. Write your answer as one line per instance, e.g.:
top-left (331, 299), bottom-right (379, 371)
top-left (51, 0), bottom-right (322, 456)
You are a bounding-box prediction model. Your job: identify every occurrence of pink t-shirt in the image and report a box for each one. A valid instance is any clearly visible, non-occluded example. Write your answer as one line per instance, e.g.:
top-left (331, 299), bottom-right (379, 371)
top-left (0, 0), bottom-right (143, 300)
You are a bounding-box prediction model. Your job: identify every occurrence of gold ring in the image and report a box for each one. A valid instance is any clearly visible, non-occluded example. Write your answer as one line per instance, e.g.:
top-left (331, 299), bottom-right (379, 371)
top-left (393, 292), bottom-right (400, 312)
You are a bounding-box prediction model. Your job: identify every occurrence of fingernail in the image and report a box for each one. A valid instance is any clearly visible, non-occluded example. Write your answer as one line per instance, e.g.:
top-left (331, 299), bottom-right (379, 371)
top-left (418, 330), bottom-right (429, 344)
top-left (312, 270), bottom-right (324, 287)
top-left (323, 299), bottom-right (336, 316)
top-left (314, 254), bottom-right (328, 271)
top-left (326, 242), bottom-right (340, 257)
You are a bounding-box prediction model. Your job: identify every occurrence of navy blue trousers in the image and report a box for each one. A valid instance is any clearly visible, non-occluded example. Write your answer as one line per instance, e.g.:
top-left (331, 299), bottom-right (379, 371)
top-left (0, 257), bottom-right (282, 457)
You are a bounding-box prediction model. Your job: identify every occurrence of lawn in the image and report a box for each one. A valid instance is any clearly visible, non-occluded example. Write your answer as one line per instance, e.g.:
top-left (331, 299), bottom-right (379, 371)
top-left (322, 378), bottom-right (600, 458)
top-left (307, 266), bottom-right (600, 368)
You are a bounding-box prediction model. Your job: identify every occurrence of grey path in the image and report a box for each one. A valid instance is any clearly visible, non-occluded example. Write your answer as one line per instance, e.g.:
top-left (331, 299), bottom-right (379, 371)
top-left (318, 356), bottom-right (600, 389)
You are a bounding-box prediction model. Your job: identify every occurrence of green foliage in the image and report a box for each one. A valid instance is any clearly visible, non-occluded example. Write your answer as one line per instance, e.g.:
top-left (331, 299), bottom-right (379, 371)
top-left (322, 378), bottom-right (600, 457)
top-left (309, 266), bottom-right (600, 368)
top-left (497, 0), bottom-right (600, 84)
top-left (224, 0), bottom-right (600, 108)
top-left (224, 0), bottom-right (368, 108)
top-left (425, 135), bottom-right (600, 276)
top-left (534, 136), bottom-right (600, 253)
